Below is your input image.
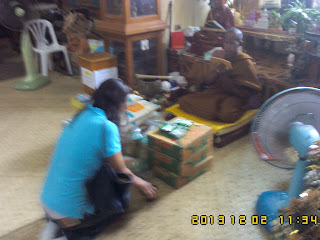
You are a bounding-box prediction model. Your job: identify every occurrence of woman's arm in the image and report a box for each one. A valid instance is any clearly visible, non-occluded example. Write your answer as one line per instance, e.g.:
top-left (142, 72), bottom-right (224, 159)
top-left (106, 152), bottom-right (157, 199)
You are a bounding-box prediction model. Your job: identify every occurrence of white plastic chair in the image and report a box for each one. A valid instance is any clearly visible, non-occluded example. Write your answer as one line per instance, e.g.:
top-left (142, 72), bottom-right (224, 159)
top-left (25, 19), bottom-right (72, 76)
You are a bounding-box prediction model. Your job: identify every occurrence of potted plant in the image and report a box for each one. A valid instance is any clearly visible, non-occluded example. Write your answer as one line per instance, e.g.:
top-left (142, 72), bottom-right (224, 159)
top-left (280, 0), bottom-right (320, 33)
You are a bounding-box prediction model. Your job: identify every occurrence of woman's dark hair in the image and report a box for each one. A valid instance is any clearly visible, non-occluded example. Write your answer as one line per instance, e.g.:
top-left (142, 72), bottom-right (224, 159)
top-left (92, 78), bottom-right (131, 126)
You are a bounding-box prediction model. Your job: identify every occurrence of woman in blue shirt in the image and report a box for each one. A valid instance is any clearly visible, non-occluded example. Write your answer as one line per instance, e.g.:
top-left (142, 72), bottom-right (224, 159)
top-left (40, 78), bottom-right (157, 240)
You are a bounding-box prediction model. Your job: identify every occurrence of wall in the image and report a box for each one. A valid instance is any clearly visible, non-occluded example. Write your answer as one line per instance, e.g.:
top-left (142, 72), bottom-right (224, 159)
top-left (161, 0), bottom-right (210, 31)
top-left (159, 0), bottom-right (211, 73)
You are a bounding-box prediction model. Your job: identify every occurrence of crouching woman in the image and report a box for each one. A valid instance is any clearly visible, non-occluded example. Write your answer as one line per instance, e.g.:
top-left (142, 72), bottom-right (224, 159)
top-left (39, 78), bottom-right (157, 240)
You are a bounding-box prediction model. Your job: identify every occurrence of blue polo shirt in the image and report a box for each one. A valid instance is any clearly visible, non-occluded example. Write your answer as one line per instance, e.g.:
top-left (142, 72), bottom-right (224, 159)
top-left (41, 103), bottom-right (122, 219)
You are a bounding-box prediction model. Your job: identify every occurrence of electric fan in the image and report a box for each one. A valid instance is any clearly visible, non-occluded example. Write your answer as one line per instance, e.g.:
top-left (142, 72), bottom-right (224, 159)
top-left (0, 0), bottom-right (50, 90)
top-left (251, 87), bottom-right (320, 232)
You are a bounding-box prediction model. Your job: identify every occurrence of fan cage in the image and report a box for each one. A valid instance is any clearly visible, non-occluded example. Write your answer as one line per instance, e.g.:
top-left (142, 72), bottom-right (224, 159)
top-left (251, 87), bottom-right (320, 169)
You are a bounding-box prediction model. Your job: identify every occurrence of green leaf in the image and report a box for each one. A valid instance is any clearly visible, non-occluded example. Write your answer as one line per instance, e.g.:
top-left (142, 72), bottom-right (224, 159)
top-left (272, 10), bottom-right (280, 18)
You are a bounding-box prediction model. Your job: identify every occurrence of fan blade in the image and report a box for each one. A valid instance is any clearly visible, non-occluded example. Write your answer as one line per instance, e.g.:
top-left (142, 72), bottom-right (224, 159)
top-left (0, 0), bottom-right (23, 30)
top-left (0, 0), bottom-right (37, 31)
top-left (251, 87), bottom-right (320, 169)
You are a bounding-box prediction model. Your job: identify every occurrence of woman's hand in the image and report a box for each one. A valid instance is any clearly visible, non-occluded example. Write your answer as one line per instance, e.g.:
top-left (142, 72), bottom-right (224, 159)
top-left (134, 177), bottom-right (158, 200)
top-left (107, 152), bottom-right (158, 200)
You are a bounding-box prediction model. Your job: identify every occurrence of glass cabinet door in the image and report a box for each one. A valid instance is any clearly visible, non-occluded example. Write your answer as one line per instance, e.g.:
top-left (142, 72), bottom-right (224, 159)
top-left (132, 38), bottom-right (157, 79)
top-left (105, 0), bottom-right (123, 15)
top-left (92, 0), bottom-right (100, 8)
top-left (130, 0), bottom-right (157, 18)
top-left (109, 41), bottom-right (126, 80)
top-left (66, 0), bottom-right (80, 6)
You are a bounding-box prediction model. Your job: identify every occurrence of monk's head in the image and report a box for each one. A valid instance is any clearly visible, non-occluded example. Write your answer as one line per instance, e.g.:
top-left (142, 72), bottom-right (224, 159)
top-left (224, 27), bottom-right (243, 59)
top-left (214, 0), bottom-right (226, 8)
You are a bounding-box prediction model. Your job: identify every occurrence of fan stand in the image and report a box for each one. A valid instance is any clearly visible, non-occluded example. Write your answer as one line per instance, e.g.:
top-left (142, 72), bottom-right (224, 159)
top-left (256, 159), bottom-right (307, 232)
top-left (256, 122), bottom-right (320, 232)
top-left (14, 30), bottom-right (50, 90)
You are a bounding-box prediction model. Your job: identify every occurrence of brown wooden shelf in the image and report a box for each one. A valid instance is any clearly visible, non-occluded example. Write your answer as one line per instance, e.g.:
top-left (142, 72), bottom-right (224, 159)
top-left (95, 0), bottom-right (168, 87)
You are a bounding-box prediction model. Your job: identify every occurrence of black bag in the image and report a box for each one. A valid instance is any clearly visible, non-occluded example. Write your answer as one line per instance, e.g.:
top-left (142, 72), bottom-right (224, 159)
top-left (86, 162), bottom-right (133, 216)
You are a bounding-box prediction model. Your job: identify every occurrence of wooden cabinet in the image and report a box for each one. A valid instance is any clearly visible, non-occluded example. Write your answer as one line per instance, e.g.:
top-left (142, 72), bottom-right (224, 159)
top-left (95, 0), bottom-right (168, 87)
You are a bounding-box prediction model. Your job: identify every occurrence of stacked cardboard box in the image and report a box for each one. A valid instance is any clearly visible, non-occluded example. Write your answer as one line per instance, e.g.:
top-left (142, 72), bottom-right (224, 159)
top-left (147, 117), bottom-right (213, 189)
top-left (78, 52), bottom-right (118, 95)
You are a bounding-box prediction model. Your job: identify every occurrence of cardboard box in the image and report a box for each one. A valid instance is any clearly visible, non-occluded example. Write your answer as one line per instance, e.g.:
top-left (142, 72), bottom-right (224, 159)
top-left (149, 144), bottom-right (212, 175)
top-left (153, 156), bottom-right (213, 189)
top-left (147, 117), bottom-right (213, 161)
top-left (88, 39), bottom-right (105, 53)
top-left (78, 52), bottom-right (118, 95)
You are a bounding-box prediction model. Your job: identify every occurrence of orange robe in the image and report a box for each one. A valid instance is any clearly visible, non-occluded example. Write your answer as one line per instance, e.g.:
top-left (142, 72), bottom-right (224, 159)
top-left (179, 52), bottom-right (261, 123)
top-left (206, 6), bottom-right (235, 30)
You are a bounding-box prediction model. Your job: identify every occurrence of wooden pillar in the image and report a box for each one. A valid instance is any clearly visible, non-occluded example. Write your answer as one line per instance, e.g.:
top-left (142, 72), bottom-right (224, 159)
top-left (125, 38), bottom-right (134, 87)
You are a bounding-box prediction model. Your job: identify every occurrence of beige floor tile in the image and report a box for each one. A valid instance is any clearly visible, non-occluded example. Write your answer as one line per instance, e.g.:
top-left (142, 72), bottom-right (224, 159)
top-left (0, 53), bottom-right (290, 239)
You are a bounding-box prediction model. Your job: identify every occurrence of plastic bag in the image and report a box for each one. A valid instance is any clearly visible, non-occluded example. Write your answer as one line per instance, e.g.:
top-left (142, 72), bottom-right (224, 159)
top-left (143, 114), bottom-right (166, 133)
top-left (131, 126), bottom-right (144, 141)
top-left (160, 122), bottom-right (190, 139)
top-left (122, 113), bottom-right (165, 178)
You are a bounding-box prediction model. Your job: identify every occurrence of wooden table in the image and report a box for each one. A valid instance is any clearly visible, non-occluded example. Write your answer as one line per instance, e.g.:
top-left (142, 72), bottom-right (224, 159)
top-left (238, 27), bottom-right (298, 42)
top-left (260, 78), bottom-right (320, 102)
top-left (238, 27), bottom-right (299, 54)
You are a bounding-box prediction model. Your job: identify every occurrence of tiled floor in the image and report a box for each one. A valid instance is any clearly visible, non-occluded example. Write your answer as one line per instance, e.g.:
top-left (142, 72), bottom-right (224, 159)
top-left (0, 41), bottom-right (292, 240)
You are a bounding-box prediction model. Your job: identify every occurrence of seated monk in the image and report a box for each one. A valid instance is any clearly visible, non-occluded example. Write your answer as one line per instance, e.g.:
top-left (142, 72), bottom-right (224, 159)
top-left (206, 0), bottom-right (235, 30)
top-left (189, 0), bottom-right (235, 55)
top-left (179, 28), bottom-right (261, 123)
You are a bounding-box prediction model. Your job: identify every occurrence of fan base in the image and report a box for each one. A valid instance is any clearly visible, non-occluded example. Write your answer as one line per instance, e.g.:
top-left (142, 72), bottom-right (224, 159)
top-left (256, 190), bottom-right (289, 232)
top-left (14, 74), bottom-right (50, 91)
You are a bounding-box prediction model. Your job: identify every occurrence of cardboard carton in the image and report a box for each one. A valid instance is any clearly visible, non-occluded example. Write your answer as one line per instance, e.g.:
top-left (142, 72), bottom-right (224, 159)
top-left (153, 156), bottom-right (213, 189)
top-left (149, 144), bottom-right (212, 175)
top-left (147, 117), bottom-right (213, 161)
top-left (78, 52), bottom-right (118, 95)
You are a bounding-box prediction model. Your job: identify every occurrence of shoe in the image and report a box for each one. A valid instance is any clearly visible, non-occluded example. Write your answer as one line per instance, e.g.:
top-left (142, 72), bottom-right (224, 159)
top-left (39, 220), bottom-right (59, 240)
top-left (54, 227), bottom-right (65, 238)
top-left (78, 237), bottom-right (93, 240)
